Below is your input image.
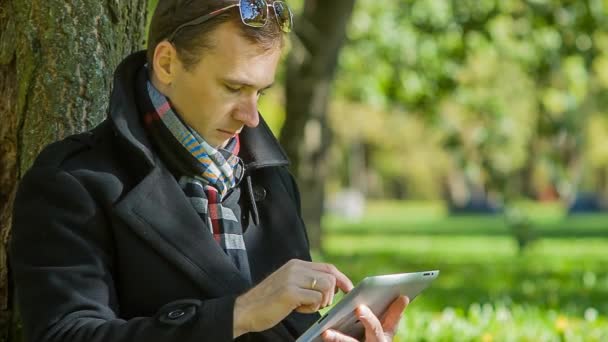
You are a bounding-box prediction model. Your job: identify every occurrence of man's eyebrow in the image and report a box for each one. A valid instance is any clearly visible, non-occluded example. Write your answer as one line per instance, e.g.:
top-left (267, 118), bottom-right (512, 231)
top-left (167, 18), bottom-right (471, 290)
top-left (223, 77), bottom-right (274, 90)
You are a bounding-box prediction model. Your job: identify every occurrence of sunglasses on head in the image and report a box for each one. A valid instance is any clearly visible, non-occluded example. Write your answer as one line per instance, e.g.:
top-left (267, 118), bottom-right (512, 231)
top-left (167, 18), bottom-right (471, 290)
top-left (168, 0), bottom-right (293, 42)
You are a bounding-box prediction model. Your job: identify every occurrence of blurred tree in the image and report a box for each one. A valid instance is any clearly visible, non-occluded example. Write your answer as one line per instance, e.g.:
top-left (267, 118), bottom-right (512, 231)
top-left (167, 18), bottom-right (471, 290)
top-left (316, 0), bottom-right (608, 250)
top-left (281, 0), bottom-right (357, 251)
top-left (0, 0), bottom-right (147, 339)
top-left (333, 0), bottom-right (608, 206)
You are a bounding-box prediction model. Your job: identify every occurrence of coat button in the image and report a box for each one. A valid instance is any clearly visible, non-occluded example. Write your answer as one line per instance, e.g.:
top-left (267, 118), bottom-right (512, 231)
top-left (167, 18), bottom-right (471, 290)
top-left (253, 185), bottom-right (266, 202)
top-left (167, 309), bottom-right (186, 320)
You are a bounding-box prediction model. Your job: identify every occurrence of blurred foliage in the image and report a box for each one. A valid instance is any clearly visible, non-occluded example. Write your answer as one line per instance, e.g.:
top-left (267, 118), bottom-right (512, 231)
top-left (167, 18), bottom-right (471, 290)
top-left (330, 0), bottom-right (608, 201)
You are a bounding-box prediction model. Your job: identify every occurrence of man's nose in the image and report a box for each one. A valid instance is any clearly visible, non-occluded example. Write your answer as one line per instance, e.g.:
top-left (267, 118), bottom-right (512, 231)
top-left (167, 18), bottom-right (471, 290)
top-left (233, 96), bottom-right (260, 128)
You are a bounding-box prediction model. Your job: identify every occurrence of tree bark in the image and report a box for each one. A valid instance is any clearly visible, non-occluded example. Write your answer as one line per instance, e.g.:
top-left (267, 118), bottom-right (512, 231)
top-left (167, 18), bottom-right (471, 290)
top-left (280, 0), bottom-right (356, 252)
top-left (0, 0), bottom-right (147, 340)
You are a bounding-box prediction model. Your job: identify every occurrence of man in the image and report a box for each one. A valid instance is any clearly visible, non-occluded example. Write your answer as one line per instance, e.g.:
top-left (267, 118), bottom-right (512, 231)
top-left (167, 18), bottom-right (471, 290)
top-left (10, 1), bottom-right (408, 341)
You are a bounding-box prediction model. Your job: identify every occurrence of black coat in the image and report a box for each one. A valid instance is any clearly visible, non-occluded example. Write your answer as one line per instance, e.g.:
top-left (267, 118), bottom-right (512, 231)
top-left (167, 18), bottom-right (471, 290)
top-left (10, 51), bottom-right (319, 342)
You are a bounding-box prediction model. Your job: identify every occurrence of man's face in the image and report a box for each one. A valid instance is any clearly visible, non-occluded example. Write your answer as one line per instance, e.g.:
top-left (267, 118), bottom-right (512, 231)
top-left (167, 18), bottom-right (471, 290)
top-left (154, 21), bottom-right (282, 148)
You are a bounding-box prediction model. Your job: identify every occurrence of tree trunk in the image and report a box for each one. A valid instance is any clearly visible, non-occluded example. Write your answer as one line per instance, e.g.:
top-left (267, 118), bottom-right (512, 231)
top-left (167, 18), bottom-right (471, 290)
top-left (0, 0), bottom-right (147, 340)
top-left (280, 0), bottom-right (356, 252)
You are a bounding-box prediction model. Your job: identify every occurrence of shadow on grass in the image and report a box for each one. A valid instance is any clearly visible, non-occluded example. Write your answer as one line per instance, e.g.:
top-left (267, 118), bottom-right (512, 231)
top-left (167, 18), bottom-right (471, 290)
top-left (324, 214), bottom-right (608, 239)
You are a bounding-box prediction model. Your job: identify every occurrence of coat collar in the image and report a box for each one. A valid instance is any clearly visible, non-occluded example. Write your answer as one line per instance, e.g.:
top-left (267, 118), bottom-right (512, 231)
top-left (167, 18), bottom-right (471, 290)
top-left (107, 50), bottom-right (290, 174)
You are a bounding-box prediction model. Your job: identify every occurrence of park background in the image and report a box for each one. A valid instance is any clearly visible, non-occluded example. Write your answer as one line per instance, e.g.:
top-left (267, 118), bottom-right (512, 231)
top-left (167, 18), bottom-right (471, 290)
top-left (2, 0), bottom-right (608, 341)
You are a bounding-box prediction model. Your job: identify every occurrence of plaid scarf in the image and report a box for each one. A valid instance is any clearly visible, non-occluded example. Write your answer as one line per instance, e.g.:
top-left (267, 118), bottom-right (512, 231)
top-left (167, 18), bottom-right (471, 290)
top-left (139, 67), bottom-right (251, 282)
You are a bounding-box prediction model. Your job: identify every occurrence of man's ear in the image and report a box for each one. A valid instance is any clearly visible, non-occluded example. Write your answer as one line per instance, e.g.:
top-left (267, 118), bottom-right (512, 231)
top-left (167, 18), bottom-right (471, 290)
top-left (152, 41), bottom-right (179, 86)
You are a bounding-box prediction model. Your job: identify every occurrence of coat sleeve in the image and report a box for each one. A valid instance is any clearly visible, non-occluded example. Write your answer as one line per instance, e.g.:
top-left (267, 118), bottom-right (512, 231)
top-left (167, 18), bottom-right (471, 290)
top-left (10, 166), bottom-right (237, 342)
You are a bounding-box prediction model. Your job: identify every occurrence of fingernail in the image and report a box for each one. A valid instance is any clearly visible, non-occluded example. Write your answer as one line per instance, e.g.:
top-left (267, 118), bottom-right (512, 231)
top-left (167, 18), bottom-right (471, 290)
top-left (325, 330), bottom-right (334, 338)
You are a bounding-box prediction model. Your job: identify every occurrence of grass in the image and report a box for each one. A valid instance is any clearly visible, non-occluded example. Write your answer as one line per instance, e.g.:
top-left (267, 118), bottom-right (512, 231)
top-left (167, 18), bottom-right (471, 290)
top-left (324, 201), bottom-right (608, 238)
top-left (317, 200), bottom-right (608, 341)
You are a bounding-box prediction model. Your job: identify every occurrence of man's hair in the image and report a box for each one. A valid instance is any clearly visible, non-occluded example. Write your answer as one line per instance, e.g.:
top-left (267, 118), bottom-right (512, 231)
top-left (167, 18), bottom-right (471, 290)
top-left (147, 0), bottom-right (284, 71)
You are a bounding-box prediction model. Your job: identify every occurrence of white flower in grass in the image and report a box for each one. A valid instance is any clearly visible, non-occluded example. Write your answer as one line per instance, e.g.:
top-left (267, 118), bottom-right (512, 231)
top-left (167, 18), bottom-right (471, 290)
top-left (428, 319), bottom-right (441, 337)
top-left (468, 302), bottom-right (481, 319)
top-left (496, 306), bottom-right (511, 322)
top-left (584, 307), bottom-right (598, 322)
top-left (482, 303), bottom-right (494, 317)
top-left (441, 307), bottom-right (456, 323)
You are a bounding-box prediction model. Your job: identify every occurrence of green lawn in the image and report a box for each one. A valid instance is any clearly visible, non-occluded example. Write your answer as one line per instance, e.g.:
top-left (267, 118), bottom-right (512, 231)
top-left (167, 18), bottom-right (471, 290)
top-left (318, 201), bottom-right (608, 341)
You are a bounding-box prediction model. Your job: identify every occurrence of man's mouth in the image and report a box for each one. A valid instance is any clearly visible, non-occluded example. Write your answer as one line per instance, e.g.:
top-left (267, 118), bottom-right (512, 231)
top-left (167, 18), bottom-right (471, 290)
top-left (217, 129), bottom-right (237, 136)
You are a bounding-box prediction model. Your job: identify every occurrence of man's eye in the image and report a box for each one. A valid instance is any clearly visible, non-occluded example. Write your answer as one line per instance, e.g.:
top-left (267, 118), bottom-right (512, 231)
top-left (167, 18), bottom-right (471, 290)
top-left (225, 85), bottom-right (241, 93)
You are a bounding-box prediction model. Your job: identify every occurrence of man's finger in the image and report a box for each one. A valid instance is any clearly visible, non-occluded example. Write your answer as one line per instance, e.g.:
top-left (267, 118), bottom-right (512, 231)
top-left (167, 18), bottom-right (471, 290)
top-left (293, 288), bottom-right (323, 313)
top-left (295, 304), bottom-right (320, 314)
top-left (310, 262), bottom-right (354, 293)
top-left (302, 274), bottom-right (334, 308)
top-left (295, 290), bottom-right (322, 314)
top-left (327, 275), bottom-right (336, 307)
top-left (321, 329), bottom-right (358, 342)
top-left (357, 305), bottom-right (384, 342)
top-left (381, 296), bottom-right (409, 335)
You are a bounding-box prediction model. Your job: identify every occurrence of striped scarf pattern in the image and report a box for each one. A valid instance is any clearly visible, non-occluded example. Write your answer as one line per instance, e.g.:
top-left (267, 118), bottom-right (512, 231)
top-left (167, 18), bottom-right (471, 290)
top-left (143, 76), bottom-right (251, 282)
top-left (146, 82), bottom-right (240, 199)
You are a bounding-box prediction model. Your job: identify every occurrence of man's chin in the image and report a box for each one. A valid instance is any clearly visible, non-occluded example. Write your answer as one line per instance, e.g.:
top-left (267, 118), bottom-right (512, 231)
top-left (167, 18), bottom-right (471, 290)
top-left (218, 139), bottom-right (231, 149)
top-left (204, 133), bottom-right (227, 149)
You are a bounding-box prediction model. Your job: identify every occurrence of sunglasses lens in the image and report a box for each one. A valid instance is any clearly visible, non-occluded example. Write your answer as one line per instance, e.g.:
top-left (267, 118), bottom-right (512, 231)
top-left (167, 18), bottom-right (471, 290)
top-left (240, 0), bottom-right (268, 27)
top-left (273, 2), bottom-right (293, 32)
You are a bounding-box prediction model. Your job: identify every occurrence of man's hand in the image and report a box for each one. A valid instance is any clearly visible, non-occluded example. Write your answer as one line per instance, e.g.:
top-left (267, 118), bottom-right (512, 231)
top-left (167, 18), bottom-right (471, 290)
top-left (233, 259), bottom-right (354, 338)
top-left (321, 296), bottom-right (409, 342)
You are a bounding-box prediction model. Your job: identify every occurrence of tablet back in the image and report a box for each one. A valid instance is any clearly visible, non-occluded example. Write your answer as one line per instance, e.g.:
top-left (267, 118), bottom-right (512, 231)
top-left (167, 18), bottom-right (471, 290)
top-left (296, 270), bottom-right (439, 342)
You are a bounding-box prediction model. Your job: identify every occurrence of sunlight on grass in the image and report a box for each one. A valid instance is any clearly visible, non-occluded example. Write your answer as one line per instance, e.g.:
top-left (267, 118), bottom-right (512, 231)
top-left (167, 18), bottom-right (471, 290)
top-left (318, 201), bottom-right (608, 341)
top-left (325, 234), bottom-right (608, 261)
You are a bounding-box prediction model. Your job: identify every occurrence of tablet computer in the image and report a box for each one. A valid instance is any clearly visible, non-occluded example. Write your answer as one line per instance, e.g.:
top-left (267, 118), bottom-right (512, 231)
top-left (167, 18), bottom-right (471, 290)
top-left (296, 270), bottom-right (439, 342)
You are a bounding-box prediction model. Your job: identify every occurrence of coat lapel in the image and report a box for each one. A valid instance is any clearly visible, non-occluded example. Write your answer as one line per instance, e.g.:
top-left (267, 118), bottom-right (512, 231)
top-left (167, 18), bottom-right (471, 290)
top-left (113, 164), bottom-right (249, 296)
